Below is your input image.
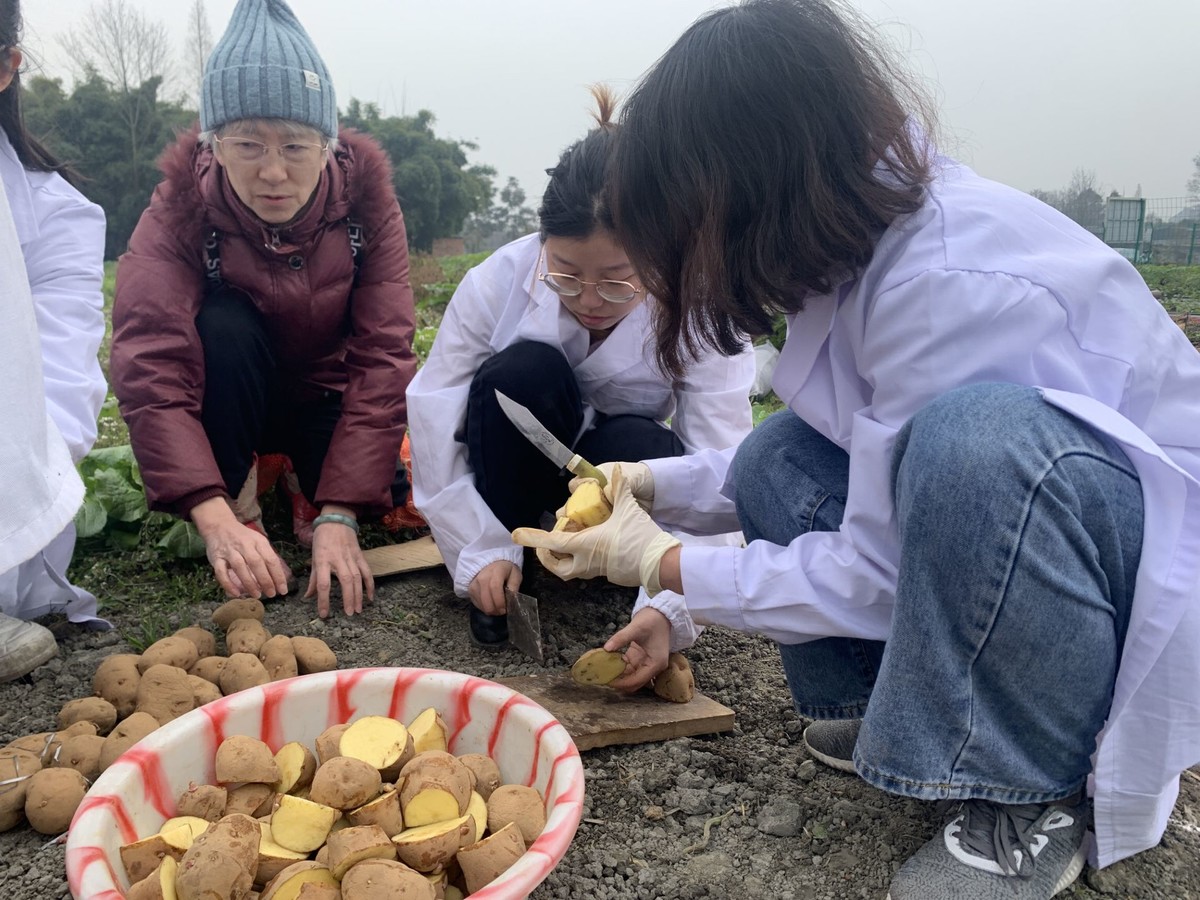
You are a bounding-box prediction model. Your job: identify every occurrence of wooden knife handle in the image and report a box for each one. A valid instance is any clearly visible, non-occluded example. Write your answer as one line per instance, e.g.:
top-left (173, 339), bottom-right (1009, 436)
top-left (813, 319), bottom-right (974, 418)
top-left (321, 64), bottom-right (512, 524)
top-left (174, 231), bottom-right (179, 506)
top-left (568, 456), bottom-right (608, 488)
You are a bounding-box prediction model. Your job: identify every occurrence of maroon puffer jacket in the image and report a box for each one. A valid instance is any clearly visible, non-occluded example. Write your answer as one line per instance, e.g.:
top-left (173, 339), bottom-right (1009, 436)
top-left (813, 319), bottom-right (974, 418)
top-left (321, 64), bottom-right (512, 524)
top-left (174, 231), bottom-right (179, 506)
top-left (111, 126), bottom-right (417, 516)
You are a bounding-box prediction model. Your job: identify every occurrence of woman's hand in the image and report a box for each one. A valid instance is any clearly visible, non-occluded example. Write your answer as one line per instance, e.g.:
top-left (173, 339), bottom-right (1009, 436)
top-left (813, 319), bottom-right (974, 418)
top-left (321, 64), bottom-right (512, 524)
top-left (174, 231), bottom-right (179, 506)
top-left (469, 560), bottom-right (522, 616)
top-left (604, 607), bottom-right (672, 693)
top-left (191, 496), bottom-right (290, 599)
top-left (305, 505), bottom-right (374, 618)
top-left (574, 461), bottom-right (655, 511)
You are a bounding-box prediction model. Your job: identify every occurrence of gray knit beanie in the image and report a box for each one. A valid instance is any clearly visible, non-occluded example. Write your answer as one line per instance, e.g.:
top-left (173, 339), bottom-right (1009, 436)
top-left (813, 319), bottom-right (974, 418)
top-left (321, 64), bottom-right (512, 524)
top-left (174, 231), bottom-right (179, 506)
top-left (200, 0), bottom-right (337, 138)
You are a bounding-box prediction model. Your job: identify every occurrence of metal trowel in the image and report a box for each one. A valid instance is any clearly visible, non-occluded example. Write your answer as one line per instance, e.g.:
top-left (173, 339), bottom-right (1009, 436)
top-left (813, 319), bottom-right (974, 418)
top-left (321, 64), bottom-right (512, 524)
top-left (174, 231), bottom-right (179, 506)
top-left (505, 587), bottom-right (544, 663)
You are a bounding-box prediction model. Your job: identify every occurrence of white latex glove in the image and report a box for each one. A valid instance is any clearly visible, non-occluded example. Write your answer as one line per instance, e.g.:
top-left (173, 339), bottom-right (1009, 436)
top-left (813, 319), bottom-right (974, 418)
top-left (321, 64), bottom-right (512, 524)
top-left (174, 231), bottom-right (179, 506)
top-left (570, 461), bottom-right (654, 512)
top-left (513, 465), bottom-right (681, 594)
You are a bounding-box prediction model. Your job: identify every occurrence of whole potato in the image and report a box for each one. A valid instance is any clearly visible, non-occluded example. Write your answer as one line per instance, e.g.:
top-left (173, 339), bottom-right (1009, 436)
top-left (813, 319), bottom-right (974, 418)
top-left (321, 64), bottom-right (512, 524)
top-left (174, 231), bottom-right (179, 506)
top-left (92, 654), bottom-right (142, 719)
top-left (24, 767), bottom-right (88, 834)
top-left (57, 697), bottom-right (118, 735)
top-left (173, 626), bottom-right (217, 659)
top-left (219, 653), bottom-right (270, 695)
top-left (135, 664), bottom-right (195, 725)
top-left (138, 635), bottom-right (200, 674)
top-left (225, 618), bottom-right (270, 656)
top-left (56, 734), bottom-right (106, 781)
top-left (291, 636), bottom-right (337, 675)
top-left (212, 597), bottom-right (265, 630)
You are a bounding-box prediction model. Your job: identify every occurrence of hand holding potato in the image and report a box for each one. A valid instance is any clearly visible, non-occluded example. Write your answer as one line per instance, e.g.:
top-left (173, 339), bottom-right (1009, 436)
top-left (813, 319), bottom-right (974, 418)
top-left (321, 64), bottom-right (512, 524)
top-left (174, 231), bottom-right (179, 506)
top-left (571, 460), bottom-right (655, 511)
top-left (603, 607), bottom-right (672, 693)
top-left (512, 466), bottom-right (680, 593)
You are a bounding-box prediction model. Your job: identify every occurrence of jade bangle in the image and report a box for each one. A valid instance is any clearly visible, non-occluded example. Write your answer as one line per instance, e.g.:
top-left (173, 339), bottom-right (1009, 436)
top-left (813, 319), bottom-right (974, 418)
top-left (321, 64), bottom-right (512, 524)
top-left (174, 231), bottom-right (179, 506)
top-left (312, 513), bottom-right (360, 533)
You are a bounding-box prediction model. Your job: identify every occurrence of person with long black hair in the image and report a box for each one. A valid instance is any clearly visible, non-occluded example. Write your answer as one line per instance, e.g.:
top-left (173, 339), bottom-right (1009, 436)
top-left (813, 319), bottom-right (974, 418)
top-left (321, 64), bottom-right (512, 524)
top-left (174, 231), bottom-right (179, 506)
top-left (0, 0), bottom-right (108, 682)
top-left (513, 2), bottom-right (1200, 897)
top-left (407, 87), bottom-right (754, 649)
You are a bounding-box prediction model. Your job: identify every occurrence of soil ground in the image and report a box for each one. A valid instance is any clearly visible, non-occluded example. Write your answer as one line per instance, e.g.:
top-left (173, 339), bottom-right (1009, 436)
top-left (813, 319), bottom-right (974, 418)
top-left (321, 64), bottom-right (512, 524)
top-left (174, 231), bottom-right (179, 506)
top-left (1, 562), bottom-right (1198, 899)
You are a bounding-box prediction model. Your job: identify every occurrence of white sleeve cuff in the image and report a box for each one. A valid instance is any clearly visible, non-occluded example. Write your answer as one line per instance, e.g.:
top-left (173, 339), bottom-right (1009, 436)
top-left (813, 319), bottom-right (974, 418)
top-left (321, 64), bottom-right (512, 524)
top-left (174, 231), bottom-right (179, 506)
top-left (454, 547), bottom-right (524, 598)
top-left (633, 586), bottom-right (703, 652)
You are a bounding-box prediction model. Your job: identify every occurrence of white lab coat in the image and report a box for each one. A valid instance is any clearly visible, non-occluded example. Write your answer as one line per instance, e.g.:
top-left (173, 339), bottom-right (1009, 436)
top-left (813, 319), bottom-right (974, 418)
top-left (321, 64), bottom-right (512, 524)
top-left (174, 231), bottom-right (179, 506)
top-left (407, 234), bottom-right (755, 645)
top-left (646, 158), bottom-right (1200, 868)
top-left (0, 173), bottom-right (85, 580)
top-left (0, 131), bottom-right (107, 624)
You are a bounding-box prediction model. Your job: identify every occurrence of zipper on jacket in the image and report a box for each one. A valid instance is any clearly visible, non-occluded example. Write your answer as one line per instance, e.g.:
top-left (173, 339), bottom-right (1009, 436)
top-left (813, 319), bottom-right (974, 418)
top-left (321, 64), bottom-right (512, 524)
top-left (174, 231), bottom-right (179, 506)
top-left (265, 228), bottom-right (281, 252)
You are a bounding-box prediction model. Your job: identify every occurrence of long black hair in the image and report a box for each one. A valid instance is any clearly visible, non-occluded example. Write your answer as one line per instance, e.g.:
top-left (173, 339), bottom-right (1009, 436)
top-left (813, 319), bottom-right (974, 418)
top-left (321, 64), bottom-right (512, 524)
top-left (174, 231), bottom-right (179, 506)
top-left (1, 0), bottom-right (76, 181)
top-left (610, 0), bottom-right (934, 378)
top-left (538, 85), bottom-right (619, 240)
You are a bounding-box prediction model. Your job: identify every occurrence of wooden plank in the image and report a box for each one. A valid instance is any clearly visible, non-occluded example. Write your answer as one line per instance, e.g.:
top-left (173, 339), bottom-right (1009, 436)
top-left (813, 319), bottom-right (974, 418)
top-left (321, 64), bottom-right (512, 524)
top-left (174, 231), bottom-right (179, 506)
top-left (362, 536), bottom-right (444, 578)
top-left (498, 672), bottom-right (735, 751)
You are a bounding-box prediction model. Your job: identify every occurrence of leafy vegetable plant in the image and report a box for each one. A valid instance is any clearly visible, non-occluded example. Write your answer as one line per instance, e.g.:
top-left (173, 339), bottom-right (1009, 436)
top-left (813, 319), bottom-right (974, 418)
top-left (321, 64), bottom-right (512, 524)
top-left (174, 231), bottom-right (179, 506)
top-left (73, 445), bottom-right (205, 557)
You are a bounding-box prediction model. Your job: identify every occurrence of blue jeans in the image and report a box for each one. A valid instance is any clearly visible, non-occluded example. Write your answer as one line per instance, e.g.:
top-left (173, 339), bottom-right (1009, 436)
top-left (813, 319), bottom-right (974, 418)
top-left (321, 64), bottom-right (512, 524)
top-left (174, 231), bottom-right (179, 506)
top-left (732, 383), bottom-right (1142, 804)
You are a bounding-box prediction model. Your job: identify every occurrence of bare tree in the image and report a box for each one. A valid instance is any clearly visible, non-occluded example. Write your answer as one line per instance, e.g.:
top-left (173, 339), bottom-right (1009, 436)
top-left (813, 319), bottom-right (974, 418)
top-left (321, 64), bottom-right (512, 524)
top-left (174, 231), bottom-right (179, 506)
top-left (59, 0), bottom-right (174, 93)
top-left (1066, 168), bottom-right (1100, 200)
top-left (183, 0), bottom-right (213, 106)
top-left (1187, 153), bottom-right (1200, 200)
top-left (1031, 168), bottom-right (1105, 236)
top-left (58, 0), bottom-right (178, 212)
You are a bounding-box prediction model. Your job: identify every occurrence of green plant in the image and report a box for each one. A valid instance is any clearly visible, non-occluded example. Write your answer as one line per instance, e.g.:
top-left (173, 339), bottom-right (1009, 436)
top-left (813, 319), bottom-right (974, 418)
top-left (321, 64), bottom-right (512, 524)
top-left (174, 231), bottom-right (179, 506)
top-left (73, 444), bottom-right (206, 558)
top-left (1135, 265), bottom-right (1200, 305)
top-left (413, 326), bottom-right (440, 364)
top-left (752, 395), bottom-right (784, 427)
top-left (436, 252), bottom-right (489, 285)
top-left (74, 445), bottom-right (148, 550)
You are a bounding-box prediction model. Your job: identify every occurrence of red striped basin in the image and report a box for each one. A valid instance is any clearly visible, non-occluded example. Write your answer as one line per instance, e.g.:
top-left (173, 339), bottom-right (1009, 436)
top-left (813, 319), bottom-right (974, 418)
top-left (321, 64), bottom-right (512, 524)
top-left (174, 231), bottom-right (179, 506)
top-left (65, 667), bottom-right (584, 899)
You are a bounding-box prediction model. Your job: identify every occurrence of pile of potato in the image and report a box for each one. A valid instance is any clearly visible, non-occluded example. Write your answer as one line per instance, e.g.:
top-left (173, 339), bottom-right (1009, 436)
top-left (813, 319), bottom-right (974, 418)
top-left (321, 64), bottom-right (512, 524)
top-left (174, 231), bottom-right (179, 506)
top-left (0, 598), bottom-right (338, 837)
top-left (119, 706), bottom-right (544, 899)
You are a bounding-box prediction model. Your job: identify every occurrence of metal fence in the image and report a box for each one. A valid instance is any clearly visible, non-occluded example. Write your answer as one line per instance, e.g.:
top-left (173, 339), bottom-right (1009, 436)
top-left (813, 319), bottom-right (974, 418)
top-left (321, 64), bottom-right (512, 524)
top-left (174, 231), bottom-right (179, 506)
top-left (1102, 196), bottom-right (1200, 265)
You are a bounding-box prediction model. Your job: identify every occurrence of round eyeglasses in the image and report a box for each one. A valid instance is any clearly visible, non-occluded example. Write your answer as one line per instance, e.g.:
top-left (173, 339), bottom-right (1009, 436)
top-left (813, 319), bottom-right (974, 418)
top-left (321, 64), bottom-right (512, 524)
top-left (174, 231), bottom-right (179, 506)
top-left (538, 271), bottom-right (643, 304)
top-left (214, 136), bottom-right (328, 166)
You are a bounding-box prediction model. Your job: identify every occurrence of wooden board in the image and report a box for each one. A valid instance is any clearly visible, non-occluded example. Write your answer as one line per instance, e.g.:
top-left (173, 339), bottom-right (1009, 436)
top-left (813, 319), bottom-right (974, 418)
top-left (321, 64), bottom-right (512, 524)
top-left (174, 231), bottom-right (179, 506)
top-left (362, 536), bottom-right (444, 578)
top-left (498, 672), bottom-right (735, 751)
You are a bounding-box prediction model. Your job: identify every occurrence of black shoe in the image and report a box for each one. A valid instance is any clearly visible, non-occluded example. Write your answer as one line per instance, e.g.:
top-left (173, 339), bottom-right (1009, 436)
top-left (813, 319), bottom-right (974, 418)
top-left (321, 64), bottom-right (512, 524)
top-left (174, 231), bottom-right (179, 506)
top-left (802, 719), bottom-right (861, 773)
top-left (469, 607), bottom-right (508, 650)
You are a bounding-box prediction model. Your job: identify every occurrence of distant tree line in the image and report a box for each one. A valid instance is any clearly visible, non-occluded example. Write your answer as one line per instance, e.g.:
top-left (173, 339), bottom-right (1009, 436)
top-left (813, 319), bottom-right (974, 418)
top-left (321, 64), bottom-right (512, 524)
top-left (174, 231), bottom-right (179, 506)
top-left (22, 0), bottom-right (534, 258)
top-left (1032, 154), bottom-right (1200, 238)
top-left (1030, 168), bottom-right (1106, 236)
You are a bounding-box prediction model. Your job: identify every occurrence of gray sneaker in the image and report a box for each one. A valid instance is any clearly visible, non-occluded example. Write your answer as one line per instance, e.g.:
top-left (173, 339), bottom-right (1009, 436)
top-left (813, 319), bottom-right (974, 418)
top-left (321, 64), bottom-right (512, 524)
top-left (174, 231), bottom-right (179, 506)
top-left (887, 793), bottom-right (1090, 899)
top-left (802, 718), bottom-right (861, 773)
top-left (0, 612), bottom-right (58, 683)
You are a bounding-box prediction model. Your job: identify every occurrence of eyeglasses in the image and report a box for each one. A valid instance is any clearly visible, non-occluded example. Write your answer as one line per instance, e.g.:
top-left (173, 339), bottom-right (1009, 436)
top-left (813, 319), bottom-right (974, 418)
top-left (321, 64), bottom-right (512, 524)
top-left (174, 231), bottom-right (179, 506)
top-left (537, 252), bottom-right (643, 304)
top-left (213, 136), bottom-right (328, 166)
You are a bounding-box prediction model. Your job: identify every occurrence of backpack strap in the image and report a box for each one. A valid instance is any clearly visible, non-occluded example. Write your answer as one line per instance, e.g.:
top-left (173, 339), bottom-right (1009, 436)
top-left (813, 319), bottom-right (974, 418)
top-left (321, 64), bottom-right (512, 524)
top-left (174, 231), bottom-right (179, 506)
top-left (345, 217), bottom-right (365, 286)
top-left (203, 229), bottom-right (223, 287)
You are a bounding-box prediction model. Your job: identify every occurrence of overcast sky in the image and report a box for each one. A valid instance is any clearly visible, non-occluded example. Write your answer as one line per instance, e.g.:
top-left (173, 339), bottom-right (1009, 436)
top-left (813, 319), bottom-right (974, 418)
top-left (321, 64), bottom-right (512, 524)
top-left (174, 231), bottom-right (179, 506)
top-left (20, 0), bottom-right (1200, 205)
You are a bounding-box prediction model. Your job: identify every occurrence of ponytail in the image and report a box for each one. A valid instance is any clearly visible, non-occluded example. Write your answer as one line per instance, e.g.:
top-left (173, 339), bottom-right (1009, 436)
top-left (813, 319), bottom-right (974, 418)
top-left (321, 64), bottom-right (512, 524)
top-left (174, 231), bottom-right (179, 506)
top-left (537, 84), bottom-right (620, 239)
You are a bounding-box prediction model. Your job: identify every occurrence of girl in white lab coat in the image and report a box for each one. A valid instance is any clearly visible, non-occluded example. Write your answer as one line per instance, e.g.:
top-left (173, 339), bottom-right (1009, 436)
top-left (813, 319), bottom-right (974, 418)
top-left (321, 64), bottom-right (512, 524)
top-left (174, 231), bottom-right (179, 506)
top-left (513, 2), bottom-right (1200, 898)
top-left (0, 0), bottom-right (108, 683)
top-left (407, 88), bottom-right (754, 648)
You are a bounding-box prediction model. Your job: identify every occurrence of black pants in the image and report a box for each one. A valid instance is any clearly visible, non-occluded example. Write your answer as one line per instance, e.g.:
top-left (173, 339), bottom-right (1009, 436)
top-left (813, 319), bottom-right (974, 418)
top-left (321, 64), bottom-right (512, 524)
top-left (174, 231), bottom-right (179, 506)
top-left (465, 341), bottom-right (684, 532)
top-left (196, 286), bottom-right (409, 506)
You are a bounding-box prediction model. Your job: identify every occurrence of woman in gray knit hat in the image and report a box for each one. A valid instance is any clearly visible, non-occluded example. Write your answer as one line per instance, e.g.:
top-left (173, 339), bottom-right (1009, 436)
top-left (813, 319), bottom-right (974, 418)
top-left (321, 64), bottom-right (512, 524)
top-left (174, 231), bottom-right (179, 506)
top-left (111, 0), bottom-right (417, 618)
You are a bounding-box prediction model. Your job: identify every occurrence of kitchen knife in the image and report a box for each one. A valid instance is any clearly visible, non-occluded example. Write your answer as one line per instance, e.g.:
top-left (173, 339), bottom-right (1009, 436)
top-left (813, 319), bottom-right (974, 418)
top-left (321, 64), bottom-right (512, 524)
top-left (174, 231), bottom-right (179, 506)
top-left (494, 390), bottom-right (608, 487)
top-left (505, 587), bottom-right (545, 663)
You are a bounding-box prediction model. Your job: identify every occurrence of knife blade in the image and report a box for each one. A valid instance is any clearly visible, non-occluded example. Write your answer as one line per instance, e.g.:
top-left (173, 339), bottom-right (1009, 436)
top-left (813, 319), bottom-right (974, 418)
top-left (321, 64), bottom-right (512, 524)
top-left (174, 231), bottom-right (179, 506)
top-left (505, 587), bottom-right (544, 663)
top-left (494, 390), bottom-right (608, 487)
